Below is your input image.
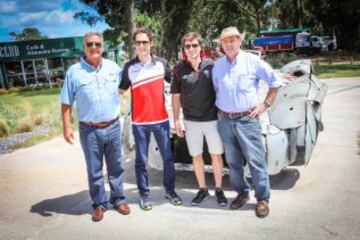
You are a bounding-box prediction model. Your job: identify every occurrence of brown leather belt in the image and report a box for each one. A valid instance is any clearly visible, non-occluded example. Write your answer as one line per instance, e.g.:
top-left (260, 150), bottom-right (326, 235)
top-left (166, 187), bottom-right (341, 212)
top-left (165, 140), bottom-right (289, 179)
top-left (219, 109), bottom-right (252, 119)
top-left (80, 117), bottom-right (119, 128)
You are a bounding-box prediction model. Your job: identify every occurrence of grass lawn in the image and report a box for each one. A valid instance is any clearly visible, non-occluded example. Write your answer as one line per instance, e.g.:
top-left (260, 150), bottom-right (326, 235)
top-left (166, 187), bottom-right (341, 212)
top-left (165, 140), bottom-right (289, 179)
top-left (0, 88), bottom-right (64, 149)
top-left (315, 64), bottom-right (360, 79)
top-left (0, 87), bottom-right (130, 151)
top-left (0, 88), bottom-right (61, 113)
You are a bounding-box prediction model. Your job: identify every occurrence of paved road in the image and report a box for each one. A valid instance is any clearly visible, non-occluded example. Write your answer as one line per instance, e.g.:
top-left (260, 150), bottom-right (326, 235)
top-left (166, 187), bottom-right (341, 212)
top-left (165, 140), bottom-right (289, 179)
top-left (0, 78), bottom-right (359, 240)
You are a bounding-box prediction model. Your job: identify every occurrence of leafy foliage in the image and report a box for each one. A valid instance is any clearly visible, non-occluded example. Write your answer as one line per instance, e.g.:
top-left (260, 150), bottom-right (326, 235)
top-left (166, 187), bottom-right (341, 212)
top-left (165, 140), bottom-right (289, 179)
top-left (75, 0), bottom-right (360, 57)
top-left (9, 27), bottom-right (48, 41)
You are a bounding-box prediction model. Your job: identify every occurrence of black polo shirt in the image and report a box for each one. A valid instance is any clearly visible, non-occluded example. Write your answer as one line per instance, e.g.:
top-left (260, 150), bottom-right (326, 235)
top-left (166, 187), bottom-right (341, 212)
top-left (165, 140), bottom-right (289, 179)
top-left (171, 58), bottom-right (217, 121)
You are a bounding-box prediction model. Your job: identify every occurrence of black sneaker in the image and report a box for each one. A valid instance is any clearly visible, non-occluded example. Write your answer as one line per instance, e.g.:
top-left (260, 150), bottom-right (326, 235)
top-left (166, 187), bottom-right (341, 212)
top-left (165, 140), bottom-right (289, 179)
top-left (215, 188), bottom-right (228, 206)
top-left (165, 190), bottom-right (182, 206)
top-left (192, 188), bottom-right (210, 206)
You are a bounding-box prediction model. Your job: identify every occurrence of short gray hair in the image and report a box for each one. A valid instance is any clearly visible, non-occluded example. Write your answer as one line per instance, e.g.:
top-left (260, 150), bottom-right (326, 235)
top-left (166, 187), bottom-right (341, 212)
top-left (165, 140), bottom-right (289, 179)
top-left (83, 31), bottom-right (103, 44)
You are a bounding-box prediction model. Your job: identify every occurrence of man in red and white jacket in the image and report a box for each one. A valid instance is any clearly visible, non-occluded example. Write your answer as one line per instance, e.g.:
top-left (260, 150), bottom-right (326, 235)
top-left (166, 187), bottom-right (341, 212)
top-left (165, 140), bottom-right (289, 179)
top-left (120, 28), bottom-right (182, 211)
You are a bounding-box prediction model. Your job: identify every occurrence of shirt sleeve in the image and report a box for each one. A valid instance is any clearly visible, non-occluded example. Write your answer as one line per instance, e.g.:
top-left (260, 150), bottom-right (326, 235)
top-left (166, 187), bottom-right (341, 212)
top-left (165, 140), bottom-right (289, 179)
top-left (162, 59), bottom-right (172, 83)
top-left (170, 66), bottom-right (181, 94)
top-left (119, 62), bottom-right (131, 90)
top-left (256, 58), bottom-right (283, 88)
top-left (211, 63), bottom-right (218, 92)
top-left (60, 70), bottom-right (75, 106)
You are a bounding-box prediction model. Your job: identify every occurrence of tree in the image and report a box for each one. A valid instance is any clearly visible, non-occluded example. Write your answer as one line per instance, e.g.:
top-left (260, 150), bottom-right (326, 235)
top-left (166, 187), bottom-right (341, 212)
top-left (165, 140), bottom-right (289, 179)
top-left (76, 0), bottom-right (194, 60)
top-left (75, 0), bottom-right (137, 58)
top-left (187, 1), bottom-right (260, 46)
top-left (273, 0), bottom-right (360, 51)
top-left (9, 27), bottom-right (48, 41)
top-left (155, 0), bottom-right (194, 60)
top-left (304, 0), bottom-right (360, 51)
top-left (233, 0), bottom-right (273, 32)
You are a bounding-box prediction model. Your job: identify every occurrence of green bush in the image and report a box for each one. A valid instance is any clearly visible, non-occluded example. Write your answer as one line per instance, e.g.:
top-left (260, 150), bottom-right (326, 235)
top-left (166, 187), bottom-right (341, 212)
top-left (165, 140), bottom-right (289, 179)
top-left (0, 117), bottom-right (10, 137)
top-left (8, 87), bottom-right (23, 93)
top-left (17, 120), bottom-right (33, 133)
top-left (0, 103), bottom-right (20, 131)
top-left (33, 115), bottom-right (43, 125)
top-left (0, 89), bottom-right (8, 95)
top-left (51, 83), bottom-right (60, 88)
top-left (23, 86), bottom-right (33, 91)
top-left (266, 52), bottom-right (299, 69)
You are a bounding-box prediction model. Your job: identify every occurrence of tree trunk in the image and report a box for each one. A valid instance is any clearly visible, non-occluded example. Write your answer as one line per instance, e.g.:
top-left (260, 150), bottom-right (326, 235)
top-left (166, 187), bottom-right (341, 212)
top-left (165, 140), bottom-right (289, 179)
top-left (294, 0), bottom-right (303, 28)
top-left (125, 0), bottom-right (136, 58)
top-left (255, 4), bottom-right (262, 32)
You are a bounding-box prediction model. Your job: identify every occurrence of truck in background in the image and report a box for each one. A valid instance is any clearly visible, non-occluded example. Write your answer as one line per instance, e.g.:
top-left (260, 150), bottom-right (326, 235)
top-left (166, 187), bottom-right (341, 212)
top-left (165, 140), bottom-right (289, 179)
top-left (252, 28), bottom-right (336, 54)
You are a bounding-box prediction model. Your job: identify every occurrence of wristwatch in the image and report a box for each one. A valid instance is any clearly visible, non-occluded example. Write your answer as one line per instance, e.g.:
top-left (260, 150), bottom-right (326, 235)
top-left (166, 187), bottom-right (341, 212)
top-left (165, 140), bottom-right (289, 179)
top-left (263, 100), bottom-right (271, 108)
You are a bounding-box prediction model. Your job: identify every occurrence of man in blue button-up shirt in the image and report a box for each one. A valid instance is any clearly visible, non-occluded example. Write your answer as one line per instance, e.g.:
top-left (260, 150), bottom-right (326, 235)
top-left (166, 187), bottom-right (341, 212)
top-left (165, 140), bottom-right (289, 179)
top-left (213, 27), bottom-right (283, 218)
top-left (60, 32), bottom-right (130, 222)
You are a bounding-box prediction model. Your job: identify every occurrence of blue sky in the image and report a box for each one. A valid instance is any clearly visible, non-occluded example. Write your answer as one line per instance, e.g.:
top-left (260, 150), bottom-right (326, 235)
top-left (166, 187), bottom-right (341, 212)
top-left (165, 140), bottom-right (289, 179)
top-left (0, 0), bottom-right (110, 42)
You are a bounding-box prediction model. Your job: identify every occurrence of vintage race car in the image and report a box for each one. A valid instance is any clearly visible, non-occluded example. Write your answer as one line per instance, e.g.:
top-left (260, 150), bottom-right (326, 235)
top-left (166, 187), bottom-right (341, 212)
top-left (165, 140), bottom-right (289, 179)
top-left (122, 58), bottom-right (328, 176)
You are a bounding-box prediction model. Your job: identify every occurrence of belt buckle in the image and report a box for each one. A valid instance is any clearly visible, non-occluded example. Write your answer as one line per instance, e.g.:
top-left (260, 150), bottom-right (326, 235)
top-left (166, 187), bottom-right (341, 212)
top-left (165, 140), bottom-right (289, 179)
top-left (229, 112), bottom-right (237, 119)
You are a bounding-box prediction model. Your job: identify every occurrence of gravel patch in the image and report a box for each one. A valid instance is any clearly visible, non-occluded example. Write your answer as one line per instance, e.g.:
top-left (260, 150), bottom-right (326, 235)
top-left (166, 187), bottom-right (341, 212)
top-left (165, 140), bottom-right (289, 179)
top-left (0, 126), bottom-right (53, 155)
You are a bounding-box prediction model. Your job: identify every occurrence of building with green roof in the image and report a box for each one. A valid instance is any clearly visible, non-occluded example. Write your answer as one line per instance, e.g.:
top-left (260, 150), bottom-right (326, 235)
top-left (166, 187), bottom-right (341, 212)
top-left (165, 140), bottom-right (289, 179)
top-left (0, 36), bottom-right (118, 89)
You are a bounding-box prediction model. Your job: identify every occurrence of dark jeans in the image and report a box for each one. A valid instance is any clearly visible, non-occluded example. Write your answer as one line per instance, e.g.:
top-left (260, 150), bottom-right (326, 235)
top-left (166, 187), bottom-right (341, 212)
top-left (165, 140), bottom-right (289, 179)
top-left (132, 121), bottom-right (175, 195)
top-left (79, 121), bottom-right (126, 209)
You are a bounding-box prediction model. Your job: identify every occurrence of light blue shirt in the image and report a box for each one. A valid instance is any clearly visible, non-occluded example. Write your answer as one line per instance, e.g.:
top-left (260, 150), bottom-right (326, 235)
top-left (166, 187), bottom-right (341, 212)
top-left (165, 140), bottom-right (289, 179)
top-left (60, 57), bottom-right (122, 122)
top-left (212, 51), bottom-right (283, 112)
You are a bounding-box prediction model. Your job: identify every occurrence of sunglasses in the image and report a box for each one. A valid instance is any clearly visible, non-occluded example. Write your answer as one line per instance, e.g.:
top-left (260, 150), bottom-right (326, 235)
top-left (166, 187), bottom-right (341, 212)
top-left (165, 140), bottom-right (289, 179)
top-left (135, 40), bottom-right (150, 46)
top-left (86, 42), bottom-right (102, 48)
top-left (184, 44), bottom-right (200, 50)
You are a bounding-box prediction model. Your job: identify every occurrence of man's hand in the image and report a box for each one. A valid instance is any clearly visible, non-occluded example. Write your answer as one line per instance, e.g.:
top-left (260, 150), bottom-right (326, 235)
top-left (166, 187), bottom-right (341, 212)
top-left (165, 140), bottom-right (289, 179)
top-left (61, 104), bottom-right (74, 144)
top-left (63, 127), bottom-right (74, 144)
top-left (250, 88), bottom-right (278, 118)
top-left (174, 120), bottom-right (184, 138)
top-left (249, 102), bottom-right (268, 118)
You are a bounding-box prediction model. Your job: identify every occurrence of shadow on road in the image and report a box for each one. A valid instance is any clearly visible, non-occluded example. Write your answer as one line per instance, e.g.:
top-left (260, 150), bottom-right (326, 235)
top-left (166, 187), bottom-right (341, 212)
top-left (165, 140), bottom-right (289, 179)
top-left (30, 186), bottom-right (256, 216)
top-left (269, 168), bottom-right (300, 190)
top-left (30, 190), bottom-right (92, 217)
top-left (30, 168), bottom-right (299, 217)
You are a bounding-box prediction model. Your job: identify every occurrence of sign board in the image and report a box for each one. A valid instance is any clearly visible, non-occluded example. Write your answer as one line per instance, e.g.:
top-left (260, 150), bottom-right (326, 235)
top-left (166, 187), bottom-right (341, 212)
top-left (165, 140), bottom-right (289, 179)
top-left (0, 37), bottom-right (84, 61)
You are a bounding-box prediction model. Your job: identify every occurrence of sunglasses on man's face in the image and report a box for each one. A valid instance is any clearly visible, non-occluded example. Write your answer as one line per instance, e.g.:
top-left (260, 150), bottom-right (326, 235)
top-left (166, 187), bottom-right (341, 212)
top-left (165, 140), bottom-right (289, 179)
top-left (86, 42), bottom-right (102, 48)
top-left (184, 44), bottom-right (200, 50)
top-left (135, 40), bottom-right (150, 46)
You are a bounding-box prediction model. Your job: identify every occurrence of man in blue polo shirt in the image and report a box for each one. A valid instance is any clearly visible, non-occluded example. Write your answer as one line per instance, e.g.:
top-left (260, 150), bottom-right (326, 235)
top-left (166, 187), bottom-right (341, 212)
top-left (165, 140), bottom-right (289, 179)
top-left (213, 27), bottom-right (283, 218)
top-left (60, 32), bottom-right (130, 222)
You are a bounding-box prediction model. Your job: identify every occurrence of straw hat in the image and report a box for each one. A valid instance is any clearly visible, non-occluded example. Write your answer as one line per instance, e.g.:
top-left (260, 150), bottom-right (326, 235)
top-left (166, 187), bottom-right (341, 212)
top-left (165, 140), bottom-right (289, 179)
top-left (218, 27), bottom-right (246, 42)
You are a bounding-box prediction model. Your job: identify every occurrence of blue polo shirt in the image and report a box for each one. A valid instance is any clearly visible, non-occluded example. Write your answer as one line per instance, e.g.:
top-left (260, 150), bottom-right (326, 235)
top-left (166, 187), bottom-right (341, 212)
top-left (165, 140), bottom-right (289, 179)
top-left (60, 57), bottom-right (122, 122)
top-left (212, 51), bottom-right (283, 113)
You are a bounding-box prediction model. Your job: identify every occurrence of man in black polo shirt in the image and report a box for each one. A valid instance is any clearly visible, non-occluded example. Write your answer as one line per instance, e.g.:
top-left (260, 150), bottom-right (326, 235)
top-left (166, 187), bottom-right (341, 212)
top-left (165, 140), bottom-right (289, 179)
top-left (171, 32), bottom-right (227, 206)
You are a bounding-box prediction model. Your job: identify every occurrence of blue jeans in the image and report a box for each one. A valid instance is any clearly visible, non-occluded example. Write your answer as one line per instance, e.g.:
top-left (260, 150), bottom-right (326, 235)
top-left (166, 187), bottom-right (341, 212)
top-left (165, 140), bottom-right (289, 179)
top-left (132, 121), bottom-right (175, 195)
top-left (217, 115), bottom-right (270, 202)
top-left (79, 121), bottom-right (126, 209)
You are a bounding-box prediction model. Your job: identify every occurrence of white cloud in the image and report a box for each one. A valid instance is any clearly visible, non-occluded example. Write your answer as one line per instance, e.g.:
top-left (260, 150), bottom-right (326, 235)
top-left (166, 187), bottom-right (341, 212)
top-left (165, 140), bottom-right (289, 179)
top-left (18, 10), bottom-right (74, 25)
top-left (0, 1), bottom-right (17, 13)
top-left (0, 0), bottom-right (109, 40)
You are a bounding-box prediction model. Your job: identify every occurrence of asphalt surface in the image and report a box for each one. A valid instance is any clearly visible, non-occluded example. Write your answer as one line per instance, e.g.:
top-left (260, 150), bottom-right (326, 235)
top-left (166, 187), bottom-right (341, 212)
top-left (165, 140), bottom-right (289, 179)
top-left (0, 77), bottom-right (359, 240)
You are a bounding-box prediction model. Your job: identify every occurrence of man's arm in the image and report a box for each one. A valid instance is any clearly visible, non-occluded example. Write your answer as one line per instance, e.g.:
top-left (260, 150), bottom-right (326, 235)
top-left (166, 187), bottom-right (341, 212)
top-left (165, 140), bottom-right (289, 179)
top-left (171, 94), bottom-right (184, 138)
top-left (250, 87), bottom-right (278, 118)
top-left (250, 57), bottom-right (282, 118)
top-left (119, 62), bottom-right (131, 94)
top-left (61, 103), bottom-right (74, 144)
